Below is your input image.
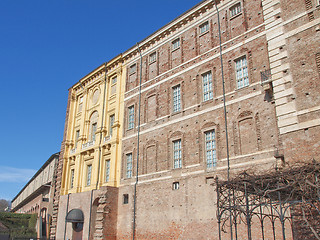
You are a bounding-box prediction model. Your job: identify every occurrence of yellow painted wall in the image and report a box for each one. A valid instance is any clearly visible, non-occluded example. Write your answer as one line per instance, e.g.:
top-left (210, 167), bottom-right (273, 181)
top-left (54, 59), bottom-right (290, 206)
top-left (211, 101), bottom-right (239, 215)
top-left (60, 55), bottom-right (125, 195)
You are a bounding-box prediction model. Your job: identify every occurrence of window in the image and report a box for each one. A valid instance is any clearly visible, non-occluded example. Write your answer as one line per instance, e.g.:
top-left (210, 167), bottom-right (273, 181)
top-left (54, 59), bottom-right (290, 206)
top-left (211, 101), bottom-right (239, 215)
top-left (109, 114), bottom-right (115, 137)
top-left (172, 85), bottom-right (181, 113)
top-left (105, 160), bottom-right (110, 182)
top-left (230, 3), bottom-right (242, 17)
top-left (111, 76), bottom-right (117, 95)
top-left (129, 64), bottom-right (136, 74)
top-left (235, 56), bottom-right (249, 89)
top-left (78, 97), bottom-right (83, 112)
top-left (86, 165), bottom-right (92, 186)
top-left (123, 194), bottom-right (129, 204)
top-left (128, 106), bottom-right (135, 130)
top-left (126, 153), bottom-right (133, 178)
top-left (149, 52), bottom-right (156, 63)
top-left (199, 21), bottom-right (209, 34)
top-left (202, 71), bottom-right (213, 101)
top-left (205, 130), bottom-right (217, 168)
top-left (173, 182), bottom-right (180, 190)
top-left (76, 130), bottom-right (80, 141)
top-left (91, 123), bottom-right (97, 141)
top-left (172, 38), bottom-right (180, 50)
top-left (70, 169), bottom-right (75, 189)
top-left (173, 139), bottom-right (182, 169)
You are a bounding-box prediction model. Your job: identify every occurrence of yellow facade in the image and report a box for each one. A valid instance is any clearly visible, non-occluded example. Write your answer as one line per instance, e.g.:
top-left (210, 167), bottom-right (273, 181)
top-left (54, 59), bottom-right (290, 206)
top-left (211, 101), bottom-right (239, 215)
top-left (60, 55), bottom-right (125, 195)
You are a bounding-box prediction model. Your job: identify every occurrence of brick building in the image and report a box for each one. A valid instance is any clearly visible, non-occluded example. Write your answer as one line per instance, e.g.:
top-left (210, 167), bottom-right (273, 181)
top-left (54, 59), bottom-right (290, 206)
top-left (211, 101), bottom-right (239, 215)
top-left (118, 0), bottom-right (320, 239)
top-left (52, 0), bottom-right (320, 239)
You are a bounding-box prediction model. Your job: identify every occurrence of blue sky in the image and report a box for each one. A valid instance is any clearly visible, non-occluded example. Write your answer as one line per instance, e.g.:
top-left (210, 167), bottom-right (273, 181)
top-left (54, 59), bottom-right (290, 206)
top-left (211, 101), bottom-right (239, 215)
top-left (0, 0), bottom-right (203, 200)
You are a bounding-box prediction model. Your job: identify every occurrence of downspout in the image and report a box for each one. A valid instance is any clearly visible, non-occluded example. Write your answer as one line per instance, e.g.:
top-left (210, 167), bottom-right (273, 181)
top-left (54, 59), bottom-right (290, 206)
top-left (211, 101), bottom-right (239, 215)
top-left (88, 63), bottom-right (108, 239)
top-left (133, 43), bottom-right (143, 240)
top-left (63, 193), bottom-right (70, 240)
top-left (212, 0), bottom-right (233, 239)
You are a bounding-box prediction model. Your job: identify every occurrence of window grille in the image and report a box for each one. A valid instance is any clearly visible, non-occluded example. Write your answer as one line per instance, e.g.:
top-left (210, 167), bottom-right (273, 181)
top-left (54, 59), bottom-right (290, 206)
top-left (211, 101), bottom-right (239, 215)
top-left (172, 38), bottom-right (180, 50)
top-left (205, 130), bottom-right (217, 168)
top-left (173, 85), bottom-right (181, 112)
top-left (199, 22), bottom-right (209, 34)
top-left (202, 72), bottom-right (213, 101)
top-left (126, 153), bottom-right (133, 178)
top-left (230, 3), bottom-right (241, 17)
top-left (173, 140), bottom-right (182, 169)
top-left (235, 56), bottom-right (249, 89)
top-left (128, 106), bottom-right (134, 129)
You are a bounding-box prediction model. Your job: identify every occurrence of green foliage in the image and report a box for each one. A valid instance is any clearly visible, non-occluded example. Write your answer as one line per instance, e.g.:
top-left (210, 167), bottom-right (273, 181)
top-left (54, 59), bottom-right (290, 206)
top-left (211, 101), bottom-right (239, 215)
top-left (0, 212), bottom-right (37, 238)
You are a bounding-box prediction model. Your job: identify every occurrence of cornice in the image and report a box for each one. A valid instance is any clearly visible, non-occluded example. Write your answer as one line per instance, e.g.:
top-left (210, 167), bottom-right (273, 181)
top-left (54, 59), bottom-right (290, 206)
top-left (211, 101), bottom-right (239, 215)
top-left (123, 0), bottom-right (214, 61)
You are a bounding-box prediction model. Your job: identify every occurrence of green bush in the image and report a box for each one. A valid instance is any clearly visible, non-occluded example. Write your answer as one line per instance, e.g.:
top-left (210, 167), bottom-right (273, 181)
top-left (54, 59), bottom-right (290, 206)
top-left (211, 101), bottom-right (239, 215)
top-left (0, 212), bottom-right (37, 238)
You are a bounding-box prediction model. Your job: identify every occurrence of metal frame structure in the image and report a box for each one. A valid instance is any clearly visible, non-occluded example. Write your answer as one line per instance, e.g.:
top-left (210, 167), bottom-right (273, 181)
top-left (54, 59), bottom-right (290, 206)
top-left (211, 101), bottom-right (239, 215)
top-left (216, 162), bottom-right (320, 240)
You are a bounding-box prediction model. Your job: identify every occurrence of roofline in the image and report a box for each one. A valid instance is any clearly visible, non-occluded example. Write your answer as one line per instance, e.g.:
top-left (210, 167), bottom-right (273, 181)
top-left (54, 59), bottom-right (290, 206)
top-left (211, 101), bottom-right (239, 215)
top-left (123, 0), bottom-right (208, 56)
top-left (11, 152), bottom-right (60, 203)
top-left (69, 53), bottom-right (123, 91)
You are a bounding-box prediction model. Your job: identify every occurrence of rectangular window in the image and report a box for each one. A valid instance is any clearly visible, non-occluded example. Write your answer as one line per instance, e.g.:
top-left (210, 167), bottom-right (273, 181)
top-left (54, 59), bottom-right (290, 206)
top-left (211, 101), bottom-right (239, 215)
top-left (111, 76), bottom-right (117, 95)
top-left (230, 3), bottom-right (242, 17)
top-left (123, 194), bottom-right (129, 204)
top-left (70, 169), bottom-right (75, 189)
top-left (205, 130), bottom-right (217, 168)
top-left (199, 21), bottom-right (209, 34)
top-left (173, 139), bottom-right (182, 169)
top-left (105, 160), bottom-right (110, 182)
top-left (202, 71), bottom-right (213, 101)
top-left (235, 56), bottom-right (249, 89)
top-left (172, 38), bottom-right (180, 50)
top-left (129, 64), bottom-right (136, 75)
top-left (78, 97), bottom-right (83, 112)
top-left (91, 123), bottom-right (97, 141)
top-left (172, 85), bottom-right (181, 113)
top-left (126, 153), bottom-right (133, 178)
top-left (76, 130), bottom-right (80, 141)
top-left (149, 52), bottom-right (156, 63)
top-left (128, 106), bottom-right (135, 130)
top-left (109, 114), bottom-right (115, 137)
top-left (86, 165), bottom-right (92, 186)
top-left (173, 182), bottom-right (180, 190)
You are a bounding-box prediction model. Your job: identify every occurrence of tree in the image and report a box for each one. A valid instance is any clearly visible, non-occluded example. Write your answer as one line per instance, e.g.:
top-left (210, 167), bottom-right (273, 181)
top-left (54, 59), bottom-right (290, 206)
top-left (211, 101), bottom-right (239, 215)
top-left (0, 199), bottom-right (10, 212)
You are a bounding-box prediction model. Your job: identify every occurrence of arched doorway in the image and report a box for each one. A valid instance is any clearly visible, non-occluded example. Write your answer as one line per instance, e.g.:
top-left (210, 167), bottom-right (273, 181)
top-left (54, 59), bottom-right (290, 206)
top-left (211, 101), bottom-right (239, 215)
top-left (66, 209), bottom-right (84, 240)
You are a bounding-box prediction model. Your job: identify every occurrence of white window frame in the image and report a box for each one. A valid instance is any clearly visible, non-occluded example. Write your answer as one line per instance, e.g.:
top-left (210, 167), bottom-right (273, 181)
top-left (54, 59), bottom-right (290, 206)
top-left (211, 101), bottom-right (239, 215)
top-left (105, 160), bottom-right (110, 182)
top-left (126, 153), bottom-right (133, 178)
top-left (86, 165), bottom-right (92, 186)
top-left (202, 71), bottom-right (213, 101)
top-left (173, 139), bottom-right (182, 169)
top-left (230, 3), bottom-right (242, 18)
top-left (128, 106), bottom-right (135, 130)
top-left (172, 38), bottom-right (180, 51)
top-left (235, 56), bottom-right (249, 89)
top-left (199, 21), bottom-right (209, 34)
top-left (205, 130), bottom-right (217, 168)
top-left (149, 52), bottom-right (157, 63)
top-left (172, 85), bottom-right (181, 113)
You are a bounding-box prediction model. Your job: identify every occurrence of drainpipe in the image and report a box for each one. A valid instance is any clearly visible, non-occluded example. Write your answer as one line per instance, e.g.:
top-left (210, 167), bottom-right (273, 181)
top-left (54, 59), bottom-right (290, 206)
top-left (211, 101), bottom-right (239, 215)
top-left (133, 43), bottom-right (143, 240)
top-left (212, 0), bottom-right (233, 239)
